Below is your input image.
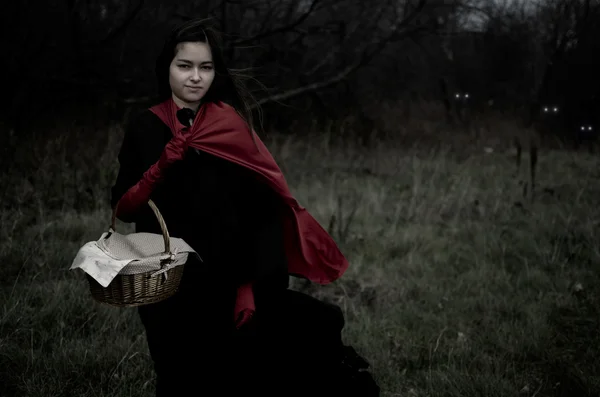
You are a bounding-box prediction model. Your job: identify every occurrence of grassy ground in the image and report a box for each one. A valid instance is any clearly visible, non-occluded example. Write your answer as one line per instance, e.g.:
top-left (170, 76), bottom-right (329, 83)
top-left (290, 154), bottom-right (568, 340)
top-left (2, 120), bottom-right (600, 396)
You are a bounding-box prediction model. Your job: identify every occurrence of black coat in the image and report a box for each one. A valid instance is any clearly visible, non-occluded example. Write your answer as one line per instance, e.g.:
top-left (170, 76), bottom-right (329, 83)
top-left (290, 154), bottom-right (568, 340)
top-left (109, 109), bottom-right (379, 396)
top-left (110, 108), bottom-right (289, 292)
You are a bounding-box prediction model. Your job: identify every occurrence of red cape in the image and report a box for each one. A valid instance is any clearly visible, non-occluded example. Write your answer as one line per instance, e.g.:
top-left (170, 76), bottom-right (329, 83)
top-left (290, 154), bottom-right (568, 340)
top-left (148, 98), bottom-right (349, 325)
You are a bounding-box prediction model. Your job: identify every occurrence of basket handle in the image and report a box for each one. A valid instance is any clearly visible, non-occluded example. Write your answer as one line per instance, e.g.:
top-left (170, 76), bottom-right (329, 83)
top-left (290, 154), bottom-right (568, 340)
top-left (111, 199), bottom-right (171, 254)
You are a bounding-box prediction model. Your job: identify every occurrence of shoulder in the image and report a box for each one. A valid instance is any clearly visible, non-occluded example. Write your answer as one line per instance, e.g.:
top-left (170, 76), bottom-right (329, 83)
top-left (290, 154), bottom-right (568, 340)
top-left (206, 101), bottom-right (249, 128)
top-left (122, 107), bottom-right (170, 140)
top-left (207, 100), bottom-right (238, 116)
top-left (125, 108), bottom-right (163, 130)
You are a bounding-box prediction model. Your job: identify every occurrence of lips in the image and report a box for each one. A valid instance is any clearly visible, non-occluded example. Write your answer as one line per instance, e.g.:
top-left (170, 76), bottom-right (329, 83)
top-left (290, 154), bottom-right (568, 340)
top-left (186, 86), bottom-right (203, 90)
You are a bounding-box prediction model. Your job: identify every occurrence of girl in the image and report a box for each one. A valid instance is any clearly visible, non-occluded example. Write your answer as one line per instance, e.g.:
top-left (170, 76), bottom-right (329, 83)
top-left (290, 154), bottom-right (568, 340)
top-left (111, 17), bottom-right (378, 396)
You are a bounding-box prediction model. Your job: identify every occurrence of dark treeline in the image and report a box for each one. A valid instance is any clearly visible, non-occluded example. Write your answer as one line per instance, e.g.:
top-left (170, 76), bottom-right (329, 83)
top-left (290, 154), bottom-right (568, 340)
top-left (3, 0), bottom-right (600, 146)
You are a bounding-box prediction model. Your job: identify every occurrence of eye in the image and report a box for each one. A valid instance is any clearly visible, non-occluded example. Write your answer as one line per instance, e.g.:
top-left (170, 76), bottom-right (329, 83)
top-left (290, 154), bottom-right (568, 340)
top-left (178, 64), bottom-right (191, 69)
top-left (455, 94), bottom-right (460, 98)
top-left (201, 65), bottom-right (213, 70)
top-left (543, 107), bottom-right (549, 112)
top-left (553, 107), bottom-right (558, 112)
top-left (589, 126), bottom-right (593, 131)
top-left (464, 93), bottom-right (470, 99)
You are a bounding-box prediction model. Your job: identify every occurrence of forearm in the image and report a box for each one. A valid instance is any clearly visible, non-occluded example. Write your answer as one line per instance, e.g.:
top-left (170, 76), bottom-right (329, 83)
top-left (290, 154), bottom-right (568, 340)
top-left (115, 132), bottom-right (190, 219)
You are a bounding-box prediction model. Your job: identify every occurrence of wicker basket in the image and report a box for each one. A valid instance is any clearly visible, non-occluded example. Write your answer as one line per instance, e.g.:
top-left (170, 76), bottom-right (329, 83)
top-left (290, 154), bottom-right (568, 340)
top-left (86, 199), bottom-right (185, 307)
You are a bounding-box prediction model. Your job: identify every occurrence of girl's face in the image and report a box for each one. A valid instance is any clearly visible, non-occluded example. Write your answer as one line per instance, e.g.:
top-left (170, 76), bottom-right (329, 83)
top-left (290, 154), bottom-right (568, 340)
top-left (169, 41), bottom-right (215, 110)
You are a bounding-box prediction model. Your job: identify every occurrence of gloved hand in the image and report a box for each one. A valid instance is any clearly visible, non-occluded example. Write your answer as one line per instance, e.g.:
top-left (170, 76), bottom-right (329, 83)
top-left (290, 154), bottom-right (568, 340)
top-left (234, 282), bottom-right (256, 330)
top-left (116, 130), bottom-right (191, 218)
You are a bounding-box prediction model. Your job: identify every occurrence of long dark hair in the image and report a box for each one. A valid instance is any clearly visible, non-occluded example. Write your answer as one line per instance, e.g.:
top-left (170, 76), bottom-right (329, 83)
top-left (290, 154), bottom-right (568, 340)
top-left (155, 18), bottom-right (262, 142)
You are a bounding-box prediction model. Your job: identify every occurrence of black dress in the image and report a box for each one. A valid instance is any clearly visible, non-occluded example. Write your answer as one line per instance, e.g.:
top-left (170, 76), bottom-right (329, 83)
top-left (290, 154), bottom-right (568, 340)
top-left (110, 109), bottom-right (291, 394)
top-left (110, 108), bottom-right (380, 396)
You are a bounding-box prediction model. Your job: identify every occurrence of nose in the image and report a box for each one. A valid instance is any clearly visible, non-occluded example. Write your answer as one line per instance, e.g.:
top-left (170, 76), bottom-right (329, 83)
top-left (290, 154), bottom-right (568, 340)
top-left (190, 68), bottom-right (201, 82)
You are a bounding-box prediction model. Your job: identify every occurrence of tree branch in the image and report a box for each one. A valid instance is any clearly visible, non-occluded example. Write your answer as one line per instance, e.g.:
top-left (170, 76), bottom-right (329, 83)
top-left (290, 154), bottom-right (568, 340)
top-left (251, 60), bottom-right (363, 108)
top-left (232, 0), bottom-right (322, 45)
top-left (360, 0), bottom-right (428, 66)
top-left (251, 0), bottom-right (429, 108)
top-left (98, 0), bottom-right (145, 46)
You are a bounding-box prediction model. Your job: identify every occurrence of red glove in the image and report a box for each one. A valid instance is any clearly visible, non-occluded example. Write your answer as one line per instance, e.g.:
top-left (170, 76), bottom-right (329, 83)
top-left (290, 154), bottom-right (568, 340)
top-left (116, 131), bottom-right (191, 218)
top-left (234, 282), bottom-right (256, 329)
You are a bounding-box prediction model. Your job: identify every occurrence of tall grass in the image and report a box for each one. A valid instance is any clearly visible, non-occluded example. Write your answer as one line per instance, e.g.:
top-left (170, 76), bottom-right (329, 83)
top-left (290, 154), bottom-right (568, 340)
top-left (2, 118), bottom-right (600, 396)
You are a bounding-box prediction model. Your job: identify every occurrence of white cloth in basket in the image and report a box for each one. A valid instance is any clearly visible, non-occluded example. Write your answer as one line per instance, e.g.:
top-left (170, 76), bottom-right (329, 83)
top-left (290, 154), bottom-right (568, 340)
top-left (70, 230), bottom-right (200, 287)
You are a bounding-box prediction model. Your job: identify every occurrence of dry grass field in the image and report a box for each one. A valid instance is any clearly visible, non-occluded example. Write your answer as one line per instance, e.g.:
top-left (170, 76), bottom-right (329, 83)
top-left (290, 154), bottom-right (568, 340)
top-left (1, 116), bottom-right (600, 396)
